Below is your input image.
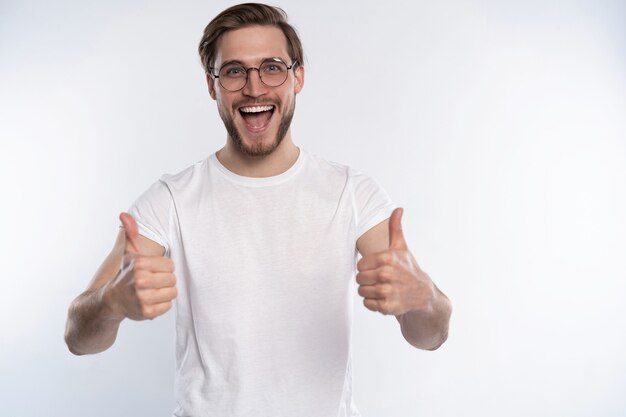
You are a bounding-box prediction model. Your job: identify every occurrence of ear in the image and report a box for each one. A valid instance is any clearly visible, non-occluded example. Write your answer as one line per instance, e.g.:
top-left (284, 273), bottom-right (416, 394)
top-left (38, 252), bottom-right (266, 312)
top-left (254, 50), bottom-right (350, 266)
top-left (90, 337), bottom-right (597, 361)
top-left (206, 73), bottom-right (217, 100)
top-left (294, 65), bottom-right (304, 94)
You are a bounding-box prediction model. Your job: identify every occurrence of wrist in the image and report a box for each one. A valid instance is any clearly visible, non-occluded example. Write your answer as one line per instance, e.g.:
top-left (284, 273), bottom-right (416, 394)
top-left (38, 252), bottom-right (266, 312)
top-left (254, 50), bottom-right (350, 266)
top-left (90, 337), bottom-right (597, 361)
top-left (99, 282), bottom-right (126, 322)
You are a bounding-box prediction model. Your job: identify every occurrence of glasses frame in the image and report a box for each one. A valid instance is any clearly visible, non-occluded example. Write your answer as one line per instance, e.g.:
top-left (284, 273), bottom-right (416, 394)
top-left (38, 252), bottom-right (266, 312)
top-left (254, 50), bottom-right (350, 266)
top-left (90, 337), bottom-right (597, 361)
top-left (210, 58), bottom-right (298, 92)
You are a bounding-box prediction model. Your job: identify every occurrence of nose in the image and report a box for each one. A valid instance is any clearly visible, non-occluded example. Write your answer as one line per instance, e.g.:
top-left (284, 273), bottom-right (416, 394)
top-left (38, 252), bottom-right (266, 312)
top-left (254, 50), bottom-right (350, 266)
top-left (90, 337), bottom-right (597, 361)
top-left (242, 68), bottom-right (267, 97)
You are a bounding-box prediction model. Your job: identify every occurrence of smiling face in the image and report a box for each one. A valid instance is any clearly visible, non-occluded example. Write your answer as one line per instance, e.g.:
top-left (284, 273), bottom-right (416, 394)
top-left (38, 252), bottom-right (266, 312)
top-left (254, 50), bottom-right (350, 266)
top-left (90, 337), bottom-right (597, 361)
top-left (208, 25), bottom-right (304, 157)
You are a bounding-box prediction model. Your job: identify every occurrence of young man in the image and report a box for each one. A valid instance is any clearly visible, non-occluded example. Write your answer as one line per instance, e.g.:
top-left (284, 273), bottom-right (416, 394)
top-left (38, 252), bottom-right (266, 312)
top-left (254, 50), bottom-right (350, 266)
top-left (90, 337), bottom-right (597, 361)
top-left (65, 3), bottom-right (451, 416)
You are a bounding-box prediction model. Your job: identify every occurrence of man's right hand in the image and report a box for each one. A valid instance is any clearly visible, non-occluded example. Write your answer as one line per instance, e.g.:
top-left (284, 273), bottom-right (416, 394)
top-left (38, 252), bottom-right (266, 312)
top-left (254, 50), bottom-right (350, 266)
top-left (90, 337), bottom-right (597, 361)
top-left (105, 212), bottom-right (178, 321)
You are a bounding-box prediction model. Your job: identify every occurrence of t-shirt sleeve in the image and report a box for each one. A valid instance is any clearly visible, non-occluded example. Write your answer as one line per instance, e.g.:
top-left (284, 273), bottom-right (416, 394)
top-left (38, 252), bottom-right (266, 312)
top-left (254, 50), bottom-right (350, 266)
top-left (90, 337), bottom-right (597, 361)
top-left (126, 178), bottom-right (173, 255)
top-left (349, 169), bottom-right (396, 239)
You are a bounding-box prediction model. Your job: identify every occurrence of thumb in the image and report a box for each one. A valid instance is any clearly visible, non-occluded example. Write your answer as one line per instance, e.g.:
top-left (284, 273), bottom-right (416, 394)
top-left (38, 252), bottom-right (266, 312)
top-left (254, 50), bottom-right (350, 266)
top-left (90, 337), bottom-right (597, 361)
top-left (119, 212), bottom-right (141, 255)
top-left (388, 207), bottom-right (407, 250)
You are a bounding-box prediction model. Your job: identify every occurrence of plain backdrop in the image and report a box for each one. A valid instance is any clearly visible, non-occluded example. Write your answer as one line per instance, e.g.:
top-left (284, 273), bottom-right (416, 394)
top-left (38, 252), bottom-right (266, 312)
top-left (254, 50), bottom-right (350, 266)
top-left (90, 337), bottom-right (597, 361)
top-left (1, 0), bottom-right (625, 416)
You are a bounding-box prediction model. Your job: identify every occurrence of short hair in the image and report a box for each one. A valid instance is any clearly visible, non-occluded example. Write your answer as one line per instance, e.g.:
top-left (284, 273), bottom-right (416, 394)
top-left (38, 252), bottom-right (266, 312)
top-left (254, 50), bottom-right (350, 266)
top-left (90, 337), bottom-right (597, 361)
top-left (198, 3), bottom-right (304, 74)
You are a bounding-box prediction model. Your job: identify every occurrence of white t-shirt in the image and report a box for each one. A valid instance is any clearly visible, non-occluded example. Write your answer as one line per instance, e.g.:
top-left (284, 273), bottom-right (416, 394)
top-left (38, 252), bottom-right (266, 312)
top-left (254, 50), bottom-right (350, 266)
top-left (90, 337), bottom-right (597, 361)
top-left (128, 149), bottom-right (395, 417)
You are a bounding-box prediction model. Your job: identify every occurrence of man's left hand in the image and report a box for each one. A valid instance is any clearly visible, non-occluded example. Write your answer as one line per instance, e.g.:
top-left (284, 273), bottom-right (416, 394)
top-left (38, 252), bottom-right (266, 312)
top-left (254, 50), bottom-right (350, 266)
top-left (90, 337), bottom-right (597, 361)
top-left (356, 208), bottom-right (435, 316)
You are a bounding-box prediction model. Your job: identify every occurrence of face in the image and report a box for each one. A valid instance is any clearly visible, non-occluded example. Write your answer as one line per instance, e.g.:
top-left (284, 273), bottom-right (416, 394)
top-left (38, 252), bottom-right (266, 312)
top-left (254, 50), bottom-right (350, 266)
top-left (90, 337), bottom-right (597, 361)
top-left (208, 25), bottom-right (304, 157)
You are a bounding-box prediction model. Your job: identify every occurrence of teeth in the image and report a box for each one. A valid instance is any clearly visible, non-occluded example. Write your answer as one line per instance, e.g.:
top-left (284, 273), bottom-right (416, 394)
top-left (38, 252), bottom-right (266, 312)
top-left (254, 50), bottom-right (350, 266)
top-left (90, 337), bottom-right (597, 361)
top-left (240, 105), bottom-right (274, 113)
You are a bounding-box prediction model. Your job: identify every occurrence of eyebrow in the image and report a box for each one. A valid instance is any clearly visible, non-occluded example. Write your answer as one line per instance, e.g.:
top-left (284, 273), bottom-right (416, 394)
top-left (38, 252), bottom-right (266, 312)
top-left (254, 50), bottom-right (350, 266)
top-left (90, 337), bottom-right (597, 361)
top-left (218, 57), bottom-right (286, 68)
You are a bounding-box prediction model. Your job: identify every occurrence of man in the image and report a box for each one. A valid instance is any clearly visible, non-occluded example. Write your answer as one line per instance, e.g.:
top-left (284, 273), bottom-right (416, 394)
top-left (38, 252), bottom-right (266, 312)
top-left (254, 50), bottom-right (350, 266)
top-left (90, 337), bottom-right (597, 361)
top-left (65, 3), bottom-right (451, 416)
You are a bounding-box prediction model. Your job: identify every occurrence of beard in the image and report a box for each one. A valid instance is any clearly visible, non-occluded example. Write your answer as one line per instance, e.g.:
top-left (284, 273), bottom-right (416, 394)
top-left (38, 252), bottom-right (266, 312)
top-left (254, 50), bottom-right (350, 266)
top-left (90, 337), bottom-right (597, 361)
top-left (219, 97), bottom-right (296, 157)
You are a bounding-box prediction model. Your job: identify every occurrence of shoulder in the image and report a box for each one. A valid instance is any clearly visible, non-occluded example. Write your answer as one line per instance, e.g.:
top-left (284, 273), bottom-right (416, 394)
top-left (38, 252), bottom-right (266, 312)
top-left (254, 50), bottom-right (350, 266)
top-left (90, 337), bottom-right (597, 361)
top-left (159, 157), bottom-right (210, 191)
top-left (304, 151), bottom-right (381, 182)
top-left (131, 157), bottom-right (211, 215)
top-left (300, 151), bottom-right (391, 199)
top-left (302, 150), bottom-right (355, 181)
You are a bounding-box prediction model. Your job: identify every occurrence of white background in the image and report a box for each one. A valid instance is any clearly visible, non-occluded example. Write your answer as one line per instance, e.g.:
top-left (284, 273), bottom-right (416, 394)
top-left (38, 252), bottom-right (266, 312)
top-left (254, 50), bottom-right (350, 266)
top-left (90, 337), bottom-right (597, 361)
top-left (1, 0), bottom-right (625, 416)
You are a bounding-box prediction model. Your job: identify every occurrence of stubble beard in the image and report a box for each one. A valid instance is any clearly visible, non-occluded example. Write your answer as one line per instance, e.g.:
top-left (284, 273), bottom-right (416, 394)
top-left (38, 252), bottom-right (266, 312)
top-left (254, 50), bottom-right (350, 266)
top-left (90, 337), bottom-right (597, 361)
top-left (220, 98), bottom-right (296, 157)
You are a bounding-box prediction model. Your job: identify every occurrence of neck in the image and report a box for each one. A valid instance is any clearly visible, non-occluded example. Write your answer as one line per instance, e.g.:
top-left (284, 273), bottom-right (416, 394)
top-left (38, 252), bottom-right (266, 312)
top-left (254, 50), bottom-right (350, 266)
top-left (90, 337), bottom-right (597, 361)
top-left (216, 133), bottom-right (300, 178)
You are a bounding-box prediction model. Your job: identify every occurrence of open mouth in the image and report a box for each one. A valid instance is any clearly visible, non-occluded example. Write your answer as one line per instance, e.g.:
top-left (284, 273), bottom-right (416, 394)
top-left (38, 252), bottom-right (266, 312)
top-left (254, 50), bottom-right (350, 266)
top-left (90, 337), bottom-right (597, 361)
top-left (239, 105), bottom-right (275, 132)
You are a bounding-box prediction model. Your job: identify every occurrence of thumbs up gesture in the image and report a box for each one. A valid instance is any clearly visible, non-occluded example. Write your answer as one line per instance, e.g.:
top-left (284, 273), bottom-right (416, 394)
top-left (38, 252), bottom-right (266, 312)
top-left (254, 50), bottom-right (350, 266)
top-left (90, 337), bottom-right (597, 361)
top-left (356, 208), bottom-right (435, 316)
top-left (106, 212), bottom-right (178, 321)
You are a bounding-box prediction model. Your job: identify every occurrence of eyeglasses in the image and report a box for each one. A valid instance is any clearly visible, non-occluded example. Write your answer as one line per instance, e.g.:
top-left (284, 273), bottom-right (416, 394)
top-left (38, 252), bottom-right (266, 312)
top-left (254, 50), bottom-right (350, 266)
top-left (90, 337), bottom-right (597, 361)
top-left (211, 58), bottom-right (297, 92)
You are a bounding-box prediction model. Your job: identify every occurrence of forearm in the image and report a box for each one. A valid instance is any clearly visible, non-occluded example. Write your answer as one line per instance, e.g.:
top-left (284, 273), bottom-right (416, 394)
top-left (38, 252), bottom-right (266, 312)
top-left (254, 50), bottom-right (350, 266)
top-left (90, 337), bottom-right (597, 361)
top-left (396, 286), bottom-right (451, 350)
top-left (64, 285), bottom-right (124, 355)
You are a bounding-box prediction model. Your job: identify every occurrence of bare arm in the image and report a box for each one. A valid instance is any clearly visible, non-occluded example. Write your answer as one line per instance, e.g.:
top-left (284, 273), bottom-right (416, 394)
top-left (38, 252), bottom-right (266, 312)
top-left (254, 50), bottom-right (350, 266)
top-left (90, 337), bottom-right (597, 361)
top-left (356, 208), bottom-right (452, 350)
top-left (64, 213), bottom-right (175, 355)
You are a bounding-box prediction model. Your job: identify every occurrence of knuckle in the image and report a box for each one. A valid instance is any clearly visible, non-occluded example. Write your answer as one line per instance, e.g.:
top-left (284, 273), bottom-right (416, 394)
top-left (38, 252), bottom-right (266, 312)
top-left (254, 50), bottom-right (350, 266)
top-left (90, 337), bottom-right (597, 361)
top-left (379, 250), bottom-right (396, 265)
top-left (382, 284), bottom-right (395, 297)
top-left (357, 286), bottom-right (366, 297)
top-left (378, 301), bottom-right (390, 315)
top-left (136, 290), bottom-right (151, 304)
top-left (141, 305), bottom-right (154, 319)
top-left (133, 257), bottom-right (146, 270)
top-left (376, 286), bottom-right (388, 298)
top-left (379, 269), bottom-right (392, 282)
top-left (134, 271), bottom-right (150, 286)
top-left (356, 261), bottom-right (363, 272)
top-left (167, 259), bottom-right (175, 272)
top-left (364, 298), bottom-right (379, 312)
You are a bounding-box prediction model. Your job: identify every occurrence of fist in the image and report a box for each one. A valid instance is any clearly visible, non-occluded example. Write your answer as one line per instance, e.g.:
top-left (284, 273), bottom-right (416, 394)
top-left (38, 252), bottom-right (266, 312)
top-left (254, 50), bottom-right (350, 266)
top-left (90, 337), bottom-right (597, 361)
top-left (356, 208), bottom-right (435, 316)
top-left (106, 212), bottom-right (178, 321)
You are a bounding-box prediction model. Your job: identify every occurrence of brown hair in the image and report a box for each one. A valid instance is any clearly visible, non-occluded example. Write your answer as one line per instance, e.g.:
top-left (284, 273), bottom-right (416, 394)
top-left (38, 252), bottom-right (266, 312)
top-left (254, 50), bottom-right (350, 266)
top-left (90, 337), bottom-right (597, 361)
top-left (198, 3), bottom-right (304, 74)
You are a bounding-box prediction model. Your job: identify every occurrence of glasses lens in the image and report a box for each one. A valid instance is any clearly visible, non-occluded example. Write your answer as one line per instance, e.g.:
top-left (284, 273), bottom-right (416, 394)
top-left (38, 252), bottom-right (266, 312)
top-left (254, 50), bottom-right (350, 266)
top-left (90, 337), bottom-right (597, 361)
top-left (219, 64), bottom-right (247, 91)
top-left (259, 60), bottom-right (289, 87)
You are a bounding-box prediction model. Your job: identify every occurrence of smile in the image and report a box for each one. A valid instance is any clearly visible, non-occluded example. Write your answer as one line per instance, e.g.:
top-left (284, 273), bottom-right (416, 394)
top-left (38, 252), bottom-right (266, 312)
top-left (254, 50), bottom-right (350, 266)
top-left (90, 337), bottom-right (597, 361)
top-left (238, 105), bottom-right (275, 132)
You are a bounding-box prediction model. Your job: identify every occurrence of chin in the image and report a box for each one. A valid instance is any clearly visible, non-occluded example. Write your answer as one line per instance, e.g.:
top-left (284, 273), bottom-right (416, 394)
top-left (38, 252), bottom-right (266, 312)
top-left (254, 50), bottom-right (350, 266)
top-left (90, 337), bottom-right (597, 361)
top-left (246, 138), bottom-right (283, 157)
top-left (234, 129), bottom-right (283, 157)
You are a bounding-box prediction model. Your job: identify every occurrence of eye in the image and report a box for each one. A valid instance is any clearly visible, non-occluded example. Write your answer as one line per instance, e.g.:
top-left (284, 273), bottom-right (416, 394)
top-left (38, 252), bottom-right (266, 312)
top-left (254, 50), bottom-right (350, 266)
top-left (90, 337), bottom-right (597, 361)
top-left (261, 62), bottom-right (286, 74)
top-left (221, 65), bottom-right (246, 78)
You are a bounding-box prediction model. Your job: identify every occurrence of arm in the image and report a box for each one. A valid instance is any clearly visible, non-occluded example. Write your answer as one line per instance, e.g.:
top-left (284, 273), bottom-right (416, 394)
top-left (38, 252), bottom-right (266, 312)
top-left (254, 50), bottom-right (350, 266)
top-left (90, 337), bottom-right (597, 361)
top-left (64, 213), bottom-right (176, 355)
top-left (356, 208), bottom-right (452, 350)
